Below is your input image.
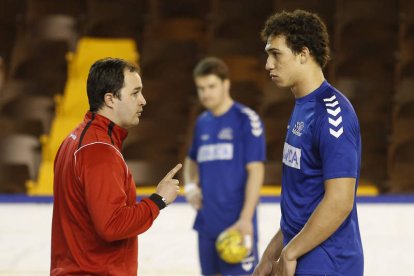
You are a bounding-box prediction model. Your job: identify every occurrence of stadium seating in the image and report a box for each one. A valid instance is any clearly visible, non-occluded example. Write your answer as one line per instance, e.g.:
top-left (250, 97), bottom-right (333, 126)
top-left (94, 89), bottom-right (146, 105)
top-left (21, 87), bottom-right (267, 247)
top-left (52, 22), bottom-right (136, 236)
top-left (28, 14), bottom-right (78, 50)
top-left (158, 0), bottom-right (210, 19)
top-left (0, 0), bottom-right (25, 65)
top-left (25, 0), bottom-right (85, 23)
top-left (151, 18), bottom-right (206, 43)
top-left (83, 0), bottom-right (148, 42)
top-left (264, 161), bottom-right (282, 186)
top-left (127, 160), bottom-right (181, 187)
top-left (389, 140), bottom-right (414, 193)
top-left (0, 134), bottom-right (41, 180)
top-left (1, 95), bottom-right (54, 134)
top-left (0, 163), bottom-right (29, 193)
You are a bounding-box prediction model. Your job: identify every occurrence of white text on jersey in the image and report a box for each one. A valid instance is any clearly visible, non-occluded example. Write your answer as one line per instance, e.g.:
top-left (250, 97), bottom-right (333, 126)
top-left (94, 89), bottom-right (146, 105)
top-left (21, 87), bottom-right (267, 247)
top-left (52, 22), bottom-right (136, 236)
top-left (282, 142), bottom-right (301, 169)
top-left (197, 143), bottom-right (233, 162)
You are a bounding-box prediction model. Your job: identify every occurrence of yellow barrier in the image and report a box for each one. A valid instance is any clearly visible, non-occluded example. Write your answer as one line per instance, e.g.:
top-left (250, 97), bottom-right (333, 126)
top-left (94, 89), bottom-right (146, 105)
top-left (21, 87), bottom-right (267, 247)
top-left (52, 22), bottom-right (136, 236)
top-left (134, 184), bottom-right (379, 197)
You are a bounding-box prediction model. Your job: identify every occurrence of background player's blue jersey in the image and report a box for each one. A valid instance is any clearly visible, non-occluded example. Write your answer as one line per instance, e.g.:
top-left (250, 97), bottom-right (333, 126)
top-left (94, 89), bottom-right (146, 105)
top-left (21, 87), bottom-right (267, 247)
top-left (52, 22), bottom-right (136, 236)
top-left (281, 81), bottom-right (364, 275)
top-left (189, 102), bottom-right (266, 238)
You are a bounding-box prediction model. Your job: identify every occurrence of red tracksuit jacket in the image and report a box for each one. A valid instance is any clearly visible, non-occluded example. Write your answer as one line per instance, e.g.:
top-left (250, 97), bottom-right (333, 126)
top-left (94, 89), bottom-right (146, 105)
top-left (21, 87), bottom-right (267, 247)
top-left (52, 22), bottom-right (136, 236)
top-left (51, 112), bottom-right (160, 275)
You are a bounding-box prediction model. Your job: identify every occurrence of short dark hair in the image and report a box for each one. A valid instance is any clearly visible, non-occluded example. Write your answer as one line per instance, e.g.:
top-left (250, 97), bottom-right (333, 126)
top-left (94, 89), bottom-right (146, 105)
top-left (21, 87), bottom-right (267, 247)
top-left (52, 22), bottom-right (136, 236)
top-left (87, 57), bottom-right (139, 112)
top-left (193, 57), bottom-right (230, 80)
top-left (261, 9), bottom-right (330, 68)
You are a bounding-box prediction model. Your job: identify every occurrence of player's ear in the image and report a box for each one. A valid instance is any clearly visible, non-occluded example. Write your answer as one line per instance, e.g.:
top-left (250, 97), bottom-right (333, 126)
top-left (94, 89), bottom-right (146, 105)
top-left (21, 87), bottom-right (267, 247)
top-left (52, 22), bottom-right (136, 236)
top-left (299, 47), bottom-right (310, 64)
top-left (223, 78), bottom-right (231, 91)
top-left (103, 92), bottom-right (115, 108)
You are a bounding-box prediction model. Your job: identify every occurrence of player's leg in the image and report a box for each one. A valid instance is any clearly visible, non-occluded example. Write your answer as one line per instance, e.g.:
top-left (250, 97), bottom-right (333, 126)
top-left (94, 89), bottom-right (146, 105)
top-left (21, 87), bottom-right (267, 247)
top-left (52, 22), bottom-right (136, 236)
top-left (198, 233), bottom-right (221, 276)
top-left (218, 236), bottom-right (258, 276)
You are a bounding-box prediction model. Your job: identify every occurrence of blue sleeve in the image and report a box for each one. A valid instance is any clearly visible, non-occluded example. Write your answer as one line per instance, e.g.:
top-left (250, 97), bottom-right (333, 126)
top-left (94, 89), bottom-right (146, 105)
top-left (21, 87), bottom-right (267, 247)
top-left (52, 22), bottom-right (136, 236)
top-left (242, 112), bottom-right (266, 164)
top-left (315, 106), bottom-right (359, 180)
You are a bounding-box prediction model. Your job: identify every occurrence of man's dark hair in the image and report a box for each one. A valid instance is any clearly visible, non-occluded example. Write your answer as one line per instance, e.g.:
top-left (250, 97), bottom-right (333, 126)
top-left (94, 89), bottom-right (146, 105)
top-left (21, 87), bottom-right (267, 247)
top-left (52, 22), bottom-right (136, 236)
top-left (261, 9), bottom-right (330, 68)
top-left (87, 57), bottom-right (139, 112)
top-left (193, 57), bottom-right (230, 80)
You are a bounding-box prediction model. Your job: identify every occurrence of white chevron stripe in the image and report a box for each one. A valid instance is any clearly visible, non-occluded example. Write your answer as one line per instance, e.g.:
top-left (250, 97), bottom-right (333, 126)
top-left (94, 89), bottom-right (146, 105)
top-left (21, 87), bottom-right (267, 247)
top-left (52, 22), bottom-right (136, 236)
top-left (329, 127), bottom-right (343, 138)
top-left (327, 107), bottom-right (341, 116)
top-left (328, 116), bottom-right (342, 127)
top-left (325, 101), bottom-right (339, 107)
top-left (252, 128), bottom-right (263, 137)
top-left (251, 121), bottom-right (261, 129)
top-left (323, 95), bottom-right (336, 102)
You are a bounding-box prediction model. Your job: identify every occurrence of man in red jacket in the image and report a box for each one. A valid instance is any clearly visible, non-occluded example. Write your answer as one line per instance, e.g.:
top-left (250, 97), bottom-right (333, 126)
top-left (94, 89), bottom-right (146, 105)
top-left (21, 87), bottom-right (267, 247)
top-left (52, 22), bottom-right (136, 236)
top-left (51, 58), bottom-right (182, 275)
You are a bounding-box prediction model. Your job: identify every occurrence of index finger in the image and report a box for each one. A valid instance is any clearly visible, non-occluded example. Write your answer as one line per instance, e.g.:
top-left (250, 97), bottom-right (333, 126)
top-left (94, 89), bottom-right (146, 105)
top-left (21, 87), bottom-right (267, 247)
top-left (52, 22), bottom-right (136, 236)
top-left (163, 163), bottom-right (182, 181)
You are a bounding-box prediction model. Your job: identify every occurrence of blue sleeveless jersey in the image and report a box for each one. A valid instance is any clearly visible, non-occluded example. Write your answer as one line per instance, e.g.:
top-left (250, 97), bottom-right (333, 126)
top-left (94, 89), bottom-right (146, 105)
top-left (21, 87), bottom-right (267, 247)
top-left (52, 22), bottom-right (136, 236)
top-left (281, 81), bottom-right (364, 275)
top-left (189, 102), bottom-right (266, 238)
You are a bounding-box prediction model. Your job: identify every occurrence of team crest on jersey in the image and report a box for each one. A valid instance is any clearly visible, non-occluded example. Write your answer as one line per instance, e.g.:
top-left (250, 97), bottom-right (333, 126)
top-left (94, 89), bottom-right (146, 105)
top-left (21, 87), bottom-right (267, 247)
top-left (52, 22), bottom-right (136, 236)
top-left (282, 142), bottom-right (301, 169)
top-left (218, 127), bottom-right (233, 140)
top-left (292, 121), bottom-right (304, 136)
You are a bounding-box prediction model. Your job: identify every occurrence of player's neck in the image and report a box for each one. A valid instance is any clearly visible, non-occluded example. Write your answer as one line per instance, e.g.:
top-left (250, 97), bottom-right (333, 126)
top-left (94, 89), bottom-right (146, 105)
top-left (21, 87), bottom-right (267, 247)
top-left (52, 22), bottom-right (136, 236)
top-left (96, 109), bottom-right (116, 125)
top-left (210, 97), bottom-right (234, 116)
top-left (291, 67), bottom-right (325, 99)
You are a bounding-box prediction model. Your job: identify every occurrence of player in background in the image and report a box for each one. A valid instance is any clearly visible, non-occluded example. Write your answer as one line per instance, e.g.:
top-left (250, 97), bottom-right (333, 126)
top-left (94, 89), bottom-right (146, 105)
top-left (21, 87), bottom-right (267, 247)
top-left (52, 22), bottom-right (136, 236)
top-left (253, 10), bottom-right (364, 276)
top-left (184, 57), bottom-right (266, 275)
top-left (51, 58), bottom-right (181, 275)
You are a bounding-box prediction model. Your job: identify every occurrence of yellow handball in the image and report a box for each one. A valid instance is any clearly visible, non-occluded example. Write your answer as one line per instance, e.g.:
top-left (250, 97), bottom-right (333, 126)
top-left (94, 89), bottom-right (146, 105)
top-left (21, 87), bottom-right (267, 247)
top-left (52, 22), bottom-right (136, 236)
top-left (215, 229), bottom-right (249, 264)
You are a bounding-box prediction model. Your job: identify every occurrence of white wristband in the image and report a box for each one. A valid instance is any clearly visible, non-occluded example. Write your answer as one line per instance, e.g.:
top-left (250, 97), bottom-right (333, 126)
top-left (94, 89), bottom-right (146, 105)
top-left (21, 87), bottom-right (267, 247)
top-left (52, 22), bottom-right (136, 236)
top-left (244, 235), bottom-right (253, 250)
top-left (184, 182), bottom-right (198, 194)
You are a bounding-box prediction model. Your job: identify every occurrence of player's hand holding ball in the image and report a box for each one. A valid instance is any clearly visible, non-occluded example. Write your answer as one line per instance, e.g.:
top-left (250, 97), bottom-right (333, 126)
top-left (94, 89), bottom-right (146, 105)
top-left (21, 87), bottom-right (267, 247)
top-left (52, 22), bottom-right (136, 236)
top-left (215, 229), bottom-right (251, 264)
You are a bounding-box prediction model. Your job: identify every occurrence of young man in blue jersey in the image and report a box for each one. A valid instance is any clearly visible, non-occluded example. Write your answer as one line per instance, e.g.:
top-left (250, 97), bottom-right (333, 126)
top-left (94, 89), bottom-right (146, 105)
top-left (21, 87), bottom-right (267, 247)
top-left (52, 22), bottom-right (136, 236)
top-left (184, 57), bottom-right (266, 276)
top-left (253, 10), bottom-right (364, 276)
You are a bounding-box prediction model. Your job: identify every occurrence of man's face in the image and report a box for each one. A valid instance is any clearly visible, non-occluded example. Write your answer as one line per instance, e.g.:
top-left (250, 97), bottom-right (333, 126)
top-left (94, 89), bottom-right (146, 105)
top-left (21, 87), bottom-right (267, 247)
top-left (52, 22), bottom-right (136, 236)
top-left (265, 35), bottom-right (302, 88)
top-left (112, 70), bottom-right (146, 129)
top-left (195, 74), bottom-right (230, 111)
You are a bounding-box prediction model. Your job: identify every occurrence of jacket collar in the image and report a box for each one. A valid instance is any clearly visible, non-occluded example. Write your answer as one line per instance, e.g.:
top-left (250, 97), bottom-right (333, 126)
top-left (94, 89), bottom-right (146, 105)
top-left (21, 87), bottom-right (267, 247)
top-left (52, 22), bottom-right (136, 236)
top-left (84, 112), bottom-right (128, 148)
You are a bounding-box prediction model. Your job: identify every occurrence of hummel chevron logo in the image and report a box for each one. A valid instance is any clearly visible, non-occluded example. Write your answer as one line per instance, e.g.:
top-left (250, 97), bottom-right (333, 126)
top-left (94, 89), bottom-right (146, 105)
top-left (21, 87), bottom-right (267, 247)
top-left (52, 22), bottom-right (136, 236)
top-left (323, 95), bottom-right (336, 102)
top-left (327, 107), bottom-right (341, 116)
top-left (329, 127), bottom-right (343, 138)
top-left (325, 101), bottom-right (339, 107)
top-left (328, 116), bottom-right (342, 127)
top-left (324, 94), bottom-right (344, 138)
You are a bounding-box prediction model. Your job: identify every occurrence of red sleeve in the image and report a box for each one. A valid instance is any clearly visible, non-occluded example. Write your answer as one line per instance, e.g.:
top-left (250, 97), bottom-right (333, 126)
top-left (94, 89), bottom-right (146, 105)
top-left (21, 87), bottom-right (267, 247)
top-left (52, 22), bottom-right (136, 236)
top-left (76, 143), bottom-right (160, 242)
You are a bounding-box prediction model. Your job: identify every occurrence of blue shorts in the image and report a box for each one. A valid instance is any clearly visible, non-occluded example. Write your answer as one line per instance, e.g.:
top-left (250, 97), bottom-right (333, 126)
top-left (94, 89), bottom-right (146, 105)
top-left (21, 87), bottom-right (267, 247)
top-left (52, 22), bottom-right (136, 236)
top-left (198, 233), bottom-right (258, 276)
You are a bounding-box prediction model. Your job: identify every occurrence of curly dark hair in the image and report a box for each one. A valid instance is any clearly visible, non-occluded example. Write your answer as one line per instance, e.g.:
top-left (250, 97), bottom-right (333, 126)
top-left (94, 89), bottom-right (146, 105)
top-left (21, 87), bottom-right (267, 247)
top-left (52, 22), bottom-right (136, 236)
top-left (261, 9), bottom-right (330, 68)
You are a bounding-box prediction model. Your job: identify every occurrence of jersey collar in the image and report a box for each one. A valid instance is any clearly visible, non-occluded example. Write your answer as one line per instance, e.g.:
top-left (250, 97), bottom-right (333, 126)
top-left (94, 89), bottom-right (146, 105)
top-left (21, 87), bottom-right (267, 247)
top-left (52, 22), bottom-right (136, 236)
top-left (295, 80), bottom-right (329, 104)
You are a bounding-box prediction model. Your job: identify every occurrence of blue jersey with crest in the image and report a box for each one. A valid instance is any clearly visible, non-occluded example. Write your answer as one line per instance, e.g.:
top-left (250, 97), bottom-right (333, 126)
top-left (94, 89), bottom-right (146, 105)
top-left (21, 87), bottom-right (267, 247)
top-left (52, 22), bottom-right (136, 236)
top-left (189, 102), bottom-right (266, 238)
top-left (281, 81), bottom-right (364, 275)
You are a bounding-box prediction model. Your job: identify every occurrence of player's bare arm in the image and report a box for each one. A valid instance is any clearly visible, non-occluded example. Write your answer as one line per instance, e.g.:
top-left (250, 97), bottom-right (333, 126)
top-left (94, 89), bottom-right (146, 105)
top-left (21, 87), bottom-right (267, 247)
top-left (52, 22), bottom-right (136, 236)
top-left (183, 157), bottom-right (202, 210)
top-left (227, 162), bottom-right (264, 237)
top-left (276, 177), bottom-right (356, 275)
top-left (253, 228), bottom-right (284, 276)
